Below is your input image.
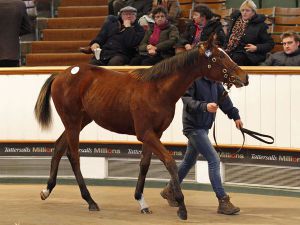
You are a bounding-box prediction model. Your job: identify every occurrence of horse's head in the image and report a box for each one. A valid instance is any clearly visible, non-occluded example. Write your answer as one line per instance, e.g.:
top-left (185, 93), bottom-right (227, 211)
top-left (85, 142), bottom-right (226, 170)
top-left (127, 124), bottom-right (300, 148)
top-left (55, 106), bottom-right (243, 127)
top-left (197, 35), bottom-right (249, 88)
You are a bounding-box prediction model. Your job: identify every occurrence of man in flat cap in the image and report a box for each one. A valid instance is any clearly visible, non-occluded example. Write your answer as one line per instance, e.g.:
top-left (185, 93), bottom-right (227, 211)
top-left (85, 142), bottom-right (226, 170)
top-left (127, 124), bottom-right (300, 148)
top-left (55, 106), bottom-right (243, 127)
top-left (110, 0), bottom-right (153, 19)
top-left (87, 6), bottom-right (145, 66)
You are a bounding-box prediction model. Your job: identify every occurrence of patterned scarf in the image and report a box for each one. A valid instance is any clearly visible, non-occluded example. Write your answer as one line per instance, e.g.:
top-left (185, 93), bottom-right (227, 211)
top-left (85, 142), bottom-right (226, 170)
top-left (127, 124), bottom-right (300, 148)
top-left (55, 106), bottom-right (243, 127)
top-left (225, 16), bottom-right (248, 53)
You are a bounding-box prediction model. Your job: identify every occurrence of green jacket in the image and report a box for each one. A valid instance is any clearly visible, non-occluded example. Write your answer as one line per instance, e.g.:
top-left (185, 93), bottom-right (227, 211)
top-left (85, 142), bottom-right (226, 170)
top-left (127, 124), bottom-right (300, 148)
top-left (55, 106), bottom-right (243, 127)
top-left (139, 23), bottom-right (179, 58)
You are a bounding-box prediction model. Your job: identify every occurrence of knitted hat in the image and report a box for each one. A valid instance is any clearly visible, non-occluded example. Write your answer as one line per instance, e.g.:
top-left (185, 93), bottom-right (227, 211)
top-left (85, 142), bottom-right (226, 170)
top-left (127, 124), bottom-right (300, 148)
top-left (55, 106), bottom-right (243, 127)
top-left (240, 0), bottom-right (257, 12)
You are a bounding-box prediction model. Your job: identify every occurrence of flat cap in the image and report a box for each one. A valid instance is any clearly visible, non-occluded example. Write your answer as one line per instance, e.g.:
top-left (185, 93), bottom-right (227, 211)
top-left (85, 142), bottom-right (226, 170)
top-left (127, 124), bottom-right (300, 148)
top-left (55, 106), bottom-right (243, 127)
top-left (119, 6), bottom-right (137, 13)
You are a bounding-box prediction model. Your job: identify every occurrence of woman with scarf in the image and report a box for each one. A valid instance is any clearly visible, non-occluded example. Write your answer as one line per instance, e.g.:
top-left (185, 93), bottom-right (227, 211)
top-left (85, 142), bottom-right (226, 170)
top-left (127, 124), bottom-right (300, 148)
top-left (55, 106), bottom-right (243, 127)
top-left (177, 4), bottom-right (226, 51)
top-left (225, 0), bottom-right (274, 66)
top-left (130, 6), bottom-right (179, 65)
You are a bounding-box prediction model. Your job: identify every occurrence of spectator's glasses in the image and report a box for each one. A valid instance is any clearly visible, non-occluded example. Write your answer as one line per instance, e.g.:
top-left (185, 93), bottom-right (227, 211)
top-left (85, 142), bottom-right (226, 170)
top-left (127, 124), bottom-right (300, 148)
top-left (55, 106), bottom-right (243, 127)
top-left (281, 41), bottom-right (294, 46)
top-left (122, 12), bottom-right (136, 16)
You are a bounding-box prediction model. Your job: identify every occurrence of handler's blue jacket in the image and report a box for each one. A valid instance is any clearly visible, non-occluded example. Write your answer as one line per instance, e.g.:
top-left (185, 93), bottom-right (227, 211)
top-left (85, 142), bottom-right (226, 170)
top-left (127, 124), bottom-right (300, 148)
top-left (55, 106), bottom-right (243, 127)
top-left (182, 77), bottom-right (240, 135)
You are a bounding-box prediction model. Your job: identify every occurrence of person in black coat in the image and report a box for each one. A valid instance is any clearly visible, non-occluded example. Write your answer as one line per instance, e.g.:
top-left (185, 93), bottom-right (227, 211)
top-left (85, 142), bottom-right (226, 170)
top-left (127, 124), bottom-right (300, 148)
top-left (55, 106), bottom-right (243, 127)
top-left (224, 0), bottom-right (274, 66)
top-left (160, 77), bottom-right (243, 215)
top-left (0, 0), bottom-right (32, 67)
top-left (89, 6), bottom-right (145, 66)
top-left (177, 4), bottom-right (226, 51)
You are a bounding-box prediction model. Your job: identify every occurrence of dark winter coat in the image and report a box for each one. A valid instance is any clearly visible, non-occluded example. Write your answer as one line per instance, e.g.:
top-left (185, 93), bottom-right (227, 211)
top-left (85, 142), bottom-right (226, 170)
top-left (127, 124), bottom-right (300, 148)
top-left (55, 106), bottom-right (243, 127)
top-left (182, 78), bottom-right (240, 135)
top-left (139, 23), bottom-right (179, 58)
top-left (0, 0), bottom-right (32, 60)
top-left (226, 11), bottom-right (274, 65)
top-left (179, 17), bottom-right (226, 47)
top-left (90, 15), bottom-right (145, 61)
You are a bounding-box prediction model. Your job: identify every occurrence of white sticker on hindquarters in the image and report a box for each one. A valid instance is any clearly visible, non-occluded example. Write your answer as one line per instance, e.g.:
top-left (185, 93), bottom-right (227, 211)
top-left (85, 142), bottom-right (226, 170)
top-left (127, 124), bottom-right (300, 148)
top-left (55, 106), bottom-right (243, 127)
top-left (71, 66), bottom-right (80, 75)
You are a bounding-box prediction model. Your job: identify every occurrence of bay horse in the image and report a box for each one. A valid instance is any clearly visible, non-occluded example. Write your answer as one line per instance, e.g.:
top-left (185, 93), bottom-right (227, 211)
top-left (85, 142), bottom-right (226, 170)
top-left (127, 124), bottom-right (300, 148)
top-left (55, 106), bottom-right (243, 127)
top-left (34, 38), bottom-right (248, 220)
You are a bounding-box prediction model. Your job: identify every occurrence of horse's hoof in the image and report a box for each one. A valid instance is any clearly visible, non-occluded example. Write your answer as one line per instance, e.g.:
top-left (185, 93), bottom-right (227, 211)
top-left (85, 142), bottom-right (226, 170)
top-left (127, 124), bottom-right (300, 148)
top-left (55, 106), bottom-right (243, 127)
top-left (141, 208), bottom-right (152, 214)
top-left (177, 209), bottom-right (187, 220)
top-left (40, 189), bottom-right (50, 200)
top-left (89, 203), bottom-right (100, 211)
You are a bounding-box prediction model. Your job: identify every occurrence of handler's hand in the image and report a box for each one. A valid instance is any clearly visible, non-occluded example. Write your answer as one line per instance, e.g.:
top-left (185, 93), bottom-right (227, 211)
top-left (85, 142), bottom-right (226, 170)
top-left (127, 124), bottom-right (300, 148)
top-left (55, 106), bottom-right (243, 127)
top-left (207, 103), bottom-right (218, 113)
top-left (235, 119), bottom-right (243, 129)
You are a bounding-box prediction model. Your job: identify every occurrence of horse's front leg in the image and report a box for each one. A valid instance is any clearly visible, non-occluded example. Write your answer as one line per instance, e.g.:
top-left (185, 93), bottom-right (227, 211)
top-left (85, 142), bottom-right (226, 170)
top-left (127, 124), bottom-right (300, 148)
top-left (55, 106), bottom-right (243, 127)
top-left (65, 128), bottom-right (99, 211)
top-left (41, 132), bottom-right (67, 200)
top-left (134, 145), bottom-right (152, 214)
top-left (142, 131), bottom-right (187, 220)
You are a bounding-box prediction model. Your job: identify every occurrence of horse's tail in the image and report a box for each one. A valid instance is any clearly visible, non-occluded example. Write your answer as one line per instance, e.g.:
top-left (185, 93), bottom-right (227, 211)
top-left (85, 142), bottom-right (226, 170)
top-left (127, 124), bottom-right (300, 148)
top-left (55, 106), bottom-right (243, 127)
top-left (34, 73), bottom-right (57, 130)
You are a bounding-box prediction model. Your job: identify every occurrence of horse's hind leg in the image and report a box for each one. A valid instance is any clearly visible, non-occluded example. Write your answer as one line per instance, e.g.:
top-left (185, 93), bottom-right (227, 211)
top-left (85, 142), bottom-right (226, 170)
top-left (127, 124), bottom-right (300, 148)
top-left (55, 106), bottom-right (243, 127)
top-left (134, 145), bottom-right (152, 214)
top-left (142, 131), bottom-right (187, 220)
top-left (40, 132), bottom-right (68, 200)
top-left (65, 122), bottom-right (99, 211)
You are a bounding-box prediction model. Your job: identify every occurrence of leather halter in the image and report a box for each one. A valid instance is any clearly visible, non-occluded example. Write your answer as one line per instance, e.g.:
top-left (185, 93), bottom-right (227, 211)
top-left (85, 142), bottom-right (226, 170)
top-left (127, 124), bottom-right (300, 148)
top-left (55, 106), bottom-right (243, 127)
top-left (200, 44), bottom-right (238, 89)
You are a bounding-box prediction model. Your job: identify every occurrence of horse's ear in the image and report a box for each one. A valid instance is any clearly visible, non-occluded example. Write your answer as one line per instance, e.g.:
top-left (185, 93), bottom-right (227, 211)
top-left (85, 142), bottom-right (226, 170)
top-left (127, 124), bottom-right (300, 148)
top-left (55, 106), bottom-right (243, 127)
top-left (201, 33), bottom-right (216, 58)
top-left (206, 32), bottom-right (216, 50)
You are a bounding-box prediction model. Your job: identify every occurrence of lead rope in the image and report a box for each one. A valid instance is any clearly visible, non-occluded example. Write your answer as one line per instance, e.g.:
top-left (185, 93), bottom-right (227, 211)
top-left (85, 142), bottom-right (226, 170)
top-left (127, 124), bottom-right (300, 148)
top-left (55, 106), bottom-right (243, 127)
top-left (213, 89), bottom-right (274, 153)
top-left (213, 89), bottom-right (228, 152)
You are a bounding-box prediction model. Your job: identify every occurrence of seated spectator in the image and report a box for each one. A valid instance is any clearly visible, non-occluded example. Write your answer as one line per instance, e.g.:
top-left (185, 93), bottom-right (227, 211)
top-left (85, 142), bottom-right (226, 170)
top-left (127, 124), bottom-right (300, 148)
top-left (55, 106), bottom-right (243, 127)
top-left (176, 4), bottom-right (226, 53)
top-left (88, 6), bottom-right (144, 66)
top-left (224, 0), bottom-right (274, 66)
top-left (0, 0), bottom-right (32, 67)
top-left (262, 32), bottom-right (300, 66)
top-left (110, 0), bottom-right (153, 19)
top-left (130, 6), bottom-right (179, 65)
top-left (153, 0), bottom-right (181, 23)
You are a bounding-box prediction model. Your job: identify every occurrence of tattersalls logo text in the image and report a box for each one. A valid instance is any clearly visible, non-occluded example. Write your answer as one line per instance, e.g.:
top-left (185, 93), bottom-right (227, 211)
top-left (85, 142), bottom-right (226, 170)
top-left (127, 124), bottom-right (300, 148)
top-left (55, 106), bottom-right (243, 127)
top-left (251, 154), bottom-right (277, 161)
top-left (4, 147), bottom-right (31, 153)
top-left (128, 149), bottom-right (142, 155)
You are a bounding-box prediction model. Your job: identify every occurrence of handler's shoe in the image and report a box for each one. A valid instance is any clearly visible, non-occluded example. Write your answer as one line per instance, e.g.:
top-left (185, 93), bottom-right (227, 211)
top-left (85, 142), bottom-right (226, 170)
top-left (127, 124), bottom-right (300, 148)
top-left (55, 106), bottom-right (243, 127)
top-left (217, 195), bottom-right (240, 215)
top-left (160, 183), bottom-right (179, 207)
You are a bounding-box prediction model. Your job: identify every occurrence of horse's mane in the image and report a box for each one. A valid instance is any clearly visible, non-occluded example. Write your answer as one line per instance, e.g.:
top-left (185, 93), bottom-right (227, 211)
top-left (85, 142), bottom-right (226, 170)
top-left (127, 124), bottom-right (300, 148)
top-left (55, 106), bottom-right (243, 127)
top-left (130, 48), bottom-right (201, 81)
